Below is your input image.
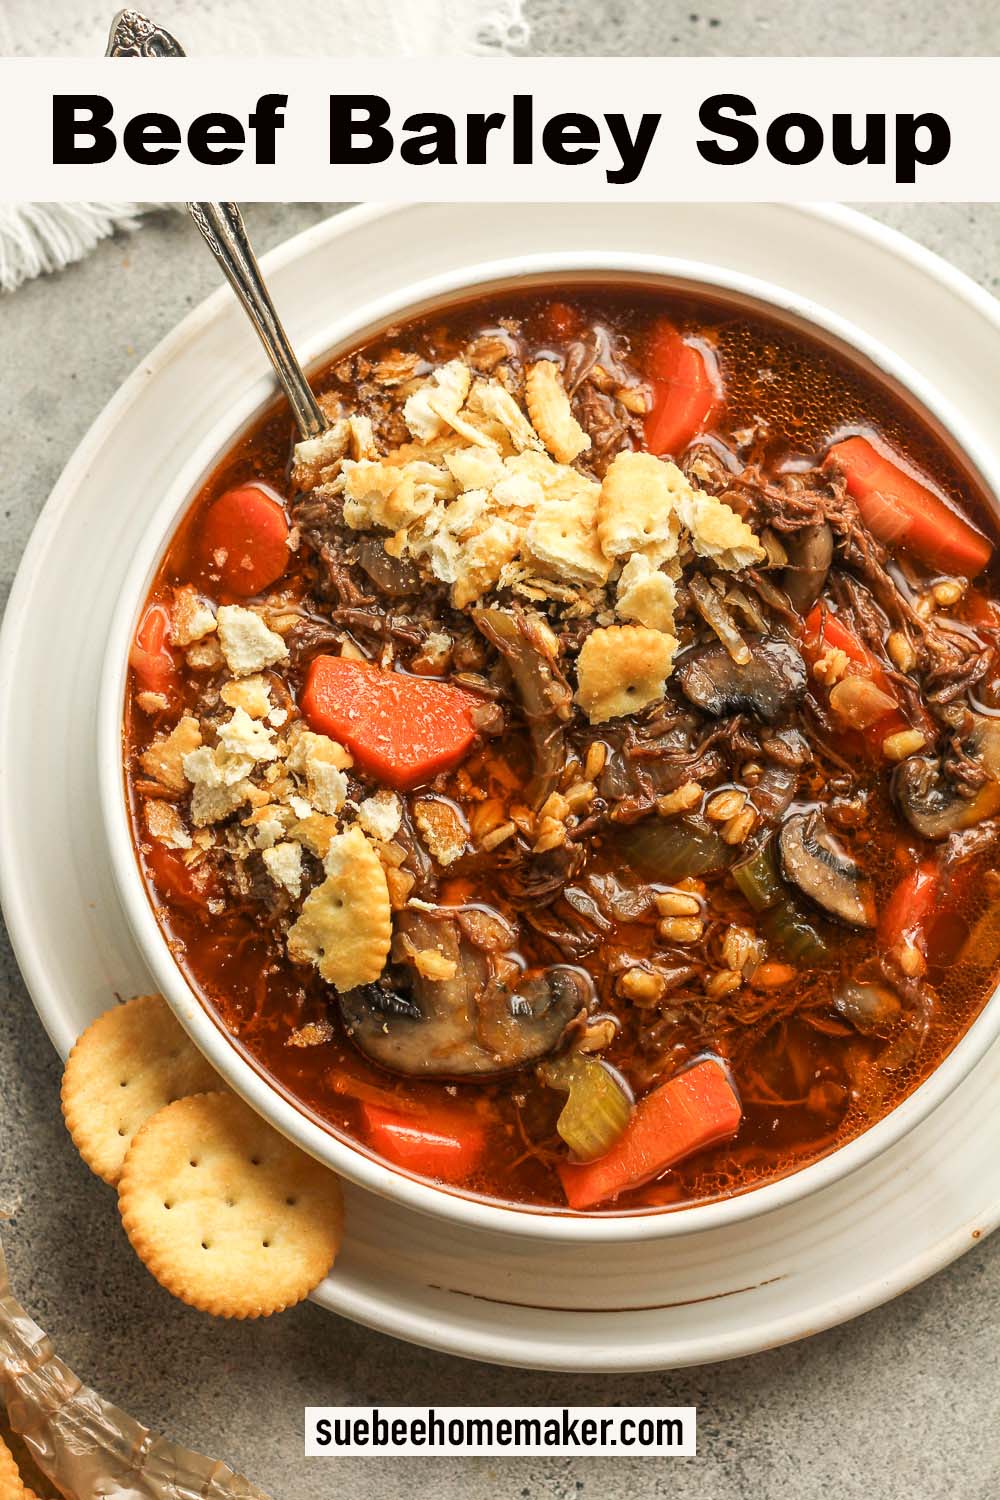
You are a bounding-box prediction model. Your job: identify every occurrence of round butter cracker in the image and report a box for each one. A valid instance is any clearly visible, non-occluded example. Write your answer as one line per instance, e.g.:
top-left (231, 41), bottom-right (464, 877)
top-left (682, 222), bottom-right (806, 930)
top-left (61, 994), bottom-right (221, 1185)
top-left (118, 1092), bottom-right (343, 1318)
top-left (0, 1436), bottom-right (26, 1500)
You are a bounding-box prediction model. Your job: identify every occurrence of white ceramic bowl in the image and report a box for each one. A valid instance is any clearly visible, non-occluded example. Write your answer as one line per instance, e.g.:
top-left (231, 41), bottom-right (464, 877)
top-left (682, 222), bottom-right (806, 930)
top-left (98, 250), bottom-right (1000, 1244)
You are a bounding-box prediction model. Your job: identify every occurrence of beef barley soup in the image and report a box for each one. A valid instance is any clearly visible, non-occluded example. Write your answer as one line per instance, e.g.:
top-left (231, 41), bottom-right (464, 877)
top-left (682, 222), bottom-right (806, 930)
top-left (123, 284), bottom-right (1000, 1213)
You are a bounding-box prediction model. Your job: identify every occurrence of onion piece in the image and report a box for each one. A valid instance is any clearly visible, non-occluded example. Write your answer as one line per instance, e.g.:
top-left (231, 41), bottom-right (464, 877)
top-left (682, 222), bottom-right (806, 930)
top-left (689, 574), bottom-right (750, 665)
top-left (616, 815), bottom-right (729, 881)
top-left (732, 840), bottom-right (785, 911)
top-left (724, 585), bottom-right (768, 634)
top-left (828, 675), bottom-right (897, 729)
top-left (762, 902), bottom-right (830, 963)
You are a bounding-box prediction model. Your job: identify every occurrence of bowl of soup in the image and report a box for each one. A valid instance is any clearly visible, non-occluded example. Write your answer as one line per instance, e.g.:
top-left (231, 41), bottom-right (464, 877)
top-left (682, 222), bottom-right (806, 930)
top-left (99, 253), bottom-right (1000, 1241)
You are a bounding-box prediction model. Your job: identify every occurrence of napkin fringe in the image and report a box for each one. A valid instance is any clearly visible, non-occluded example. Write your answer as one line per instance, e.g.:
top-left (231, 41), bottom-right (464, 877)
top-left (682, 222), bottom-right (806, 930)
top-left (0, 201), bottom-right (158, 293)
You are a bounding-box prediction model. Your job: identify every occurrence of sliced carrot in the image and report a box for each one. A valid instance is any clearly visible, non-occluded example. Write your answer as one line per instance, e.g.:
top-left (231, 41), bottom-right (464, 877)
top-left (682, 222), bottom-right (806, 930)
top-left (144, 843), bottom-right (215, 911)
top-left (801, 605), bottom-right (918, 757)
top-left (302, 655), bottom-right (479, 790)
top-left (643, 319), bottom-right (720, 457)
top-left (879, 860), bottom-right (940, 960)
top-left (802, 605), bottom-right (871, 673)
top-left (129, 602), bottom-right (177, 698)
top-left (963, 588), bottom-right (1000, 632)
top-left (825, 436), bottom-right (992, 578)
top-left (557, 1058), bottom-right (742, 1211)
top-left (196, 484), bottom-right (291, 597)
top-left (880, 854), bottom-right (989, 968)
top-left (362, 1102), bottom-right (485, 1182)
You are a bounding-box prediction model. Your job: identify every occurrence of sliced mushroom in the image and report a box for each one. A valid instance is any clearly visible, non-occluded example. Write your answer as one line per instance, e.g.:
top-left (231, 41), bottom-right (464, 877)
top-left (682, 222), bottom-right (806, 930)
top-left (339, 907), bottom-right (587, 1077)
top-left (778, 810), bottom-right (875, 927)
top-left (676, 637), bottom-right (807, 724)
top-left (833, 978), bottom-right (905, 1038)
top-left (893, 721), bottom-right (1000, 839)
top-left (751, 730), bottom-right (807, 826)
top-left (480, 966), bottom-right (592, 1064)
top-left (781, 523), bottom-right (833, 614)
top-left (760, 727), bottom-right (811, 768)
top-left (833, 978), bottom-right (902, 1034)
top-left (475, 606), bottom-right (573, 809)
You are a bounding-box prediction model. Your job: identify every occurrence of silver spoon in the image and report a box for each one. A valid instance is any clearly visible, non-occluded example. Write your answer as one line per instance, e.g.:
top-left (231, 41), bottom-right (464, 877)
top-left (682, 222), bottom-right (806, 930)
top-left (106, 10), bottom-right (328, 440)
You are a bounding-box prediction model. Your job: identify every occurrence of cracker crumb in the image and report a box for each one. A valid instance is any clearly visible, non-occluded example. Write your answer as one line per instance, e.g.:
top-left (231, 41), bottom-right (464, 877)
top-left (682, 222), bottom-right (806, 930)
top-left (414, 798), bottom-right (467, 866)
top-left (403, 359), bottom-right (472, 441)
top-left (216, 605), bottom-right (289, 677)
top-left (357, 789), bottom-right (403, 843)
top-left (143, 798), bottom-right (192, 850)
top-left (291, 420), bottom-right (351, 488)
top-left (669, 466), bottom-right (765, 570)
top-left (597, 450), bottom-right (682, 560)
top-left (136, 691), bottom-right (170, 715)
top-left (525, 492), bottom-right (610, 588)
top-left (287, 1018), bottom-right (335, 1048)
top-left (221, 675), bottom-right (272, 719)
top-left (286, 730), bottom-right (351, 814)
top-left (262, 841), bottom-right (303, 898)
top-left (216, 707), bottom-right (280, 766)
top-left (251, 812), bottom-right (287, 849)
top-left (287, 826), bottom-right (391, 990)
top-left (615, 553), bottom-right (678, 633)
top-left (290, 812), bottom-right (341, 859)
top-left (189, 778), bottom-right (255, 827)
top-left (185, 636), bottom-right (225, 672)
top-left (524, 359), bottom-right (591, 464)
top-left (171, 584), bottom-right (217, 645)
top-left (140, 715), bottom-right (202, 793)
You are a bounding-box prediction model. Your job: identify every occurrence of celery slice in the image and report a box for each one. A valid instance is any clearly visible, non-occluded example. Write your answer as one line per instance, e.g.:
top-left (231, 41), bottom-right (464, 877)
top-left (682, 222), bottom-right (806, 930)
top-left (539, 1053), bottom-right (633, 1163)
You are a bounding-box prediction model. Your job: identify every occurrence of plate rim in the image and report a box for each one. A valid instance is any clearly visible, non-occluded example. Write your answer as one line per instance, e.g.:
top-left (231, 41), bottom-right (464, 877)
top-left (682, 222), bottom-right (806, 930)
top-left (4, 201), bottom-right (1000, 1370)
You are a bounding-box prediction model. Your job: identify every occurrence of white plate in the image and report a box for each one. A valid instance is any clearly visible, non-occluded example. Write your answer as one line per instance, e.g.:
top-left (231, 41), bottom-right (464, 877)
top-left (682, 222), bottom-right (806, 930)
top-left (3, 202), bottom-right (1000, 1370)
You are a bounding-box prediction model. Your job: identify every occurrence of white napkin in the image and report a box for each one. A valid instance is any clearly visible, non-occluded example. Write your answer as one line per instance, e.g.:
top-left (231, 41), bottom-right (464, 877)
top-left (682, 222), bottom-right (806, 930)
top-left (0, 0), bottom-right (528, 290)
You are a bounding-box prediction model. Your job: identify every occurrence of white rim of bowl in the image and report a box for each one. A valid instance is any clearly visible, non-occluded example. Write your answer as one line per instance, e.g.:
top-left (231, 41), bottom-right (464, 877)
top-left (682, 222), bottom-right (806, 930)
top-left (97, 245), bottom-right (1000, 1244)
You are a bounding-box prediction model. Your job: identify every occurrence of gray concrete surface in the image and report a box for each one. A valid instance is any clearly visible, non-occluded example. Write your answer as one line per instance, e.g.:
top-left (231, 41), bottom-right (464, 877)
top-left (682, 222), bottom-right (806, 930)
top-left (2, 6), bottom-right (1000, 1498)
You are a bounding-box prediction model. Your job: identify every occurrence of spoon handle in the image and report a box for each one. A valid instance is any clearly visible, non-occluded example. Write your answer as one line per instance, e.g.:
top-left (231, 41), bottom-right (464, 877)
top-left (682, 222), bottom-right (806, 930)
top-left (105, 15), bottom-right (328, 440)
top-left (186, 202), bottom-right (329, 439)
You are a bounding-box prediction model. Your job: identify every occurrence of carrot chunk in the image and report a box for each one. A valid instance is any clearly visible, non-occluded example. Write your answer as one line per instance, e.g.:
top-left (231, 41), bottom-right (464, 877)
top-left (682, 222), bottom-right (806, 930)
top-left (196, 484), bottom-right (291, 596)
top-left (129, 602), bottom-right (177, 698)
top-left (362, 1102), bottom-right (485, 1182)
top-left (301, 654), bottom-right (479, 790)
top-left (643, 319), bottom-right (720, 457)
top-left (879, 859), bottom-right (940, 959)
top-left (557, 1058), bottom-right (742, 1210)
top-left (825, 436), bottom-right (992, 578)
top-left (801, 605), bottom-right (920, 757)
top-left (144, 843), bottom-right (216, 911)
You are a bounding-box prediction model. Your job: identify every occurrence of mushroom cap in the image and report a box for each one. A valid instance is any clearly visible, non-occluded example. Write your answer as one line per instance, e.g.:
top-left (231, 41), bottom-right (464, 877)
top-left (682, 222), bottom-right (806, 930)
top-left (778, 810), bottom-right (876, 928)
top-left (677, 637), bottom-right (807, 724)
